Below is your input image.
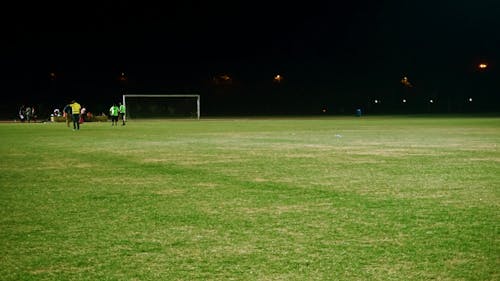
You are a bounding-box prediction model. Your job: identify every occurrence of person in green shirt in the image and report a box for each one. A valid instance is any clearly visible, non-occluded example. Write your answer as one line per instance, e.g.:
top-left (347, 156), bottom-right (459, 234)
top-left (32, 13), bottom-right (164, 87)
top-left (109, 103), bottom-right (119, 126)
top-left (118, 102), bottom-right (126, 126)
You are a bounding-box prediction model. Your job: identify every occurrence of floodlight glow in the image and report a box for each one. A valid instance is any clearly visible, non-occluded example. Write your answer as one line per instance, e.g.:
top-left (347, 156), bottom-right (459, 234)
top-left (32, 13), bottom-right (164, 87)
top-left (402, 99), bottom-right (407, 103)
top-left (429, 99), bottom-right (434, 103)
top-left (469, 98), bottom-right (473, 102)
top-left (401, 76), bottom-right (412, 87)
top-left (119, 72), bottom-right (127, 81)
top-left (374, 99), bottom-right (379, 104)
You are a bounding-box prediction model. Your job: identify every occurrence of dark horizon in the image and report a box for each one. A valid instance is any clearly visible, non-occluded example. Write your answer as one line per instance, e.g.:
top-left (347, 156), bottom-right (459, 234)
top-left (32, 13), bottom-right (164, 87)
top-left (1, 1), bottom-right (499, 118)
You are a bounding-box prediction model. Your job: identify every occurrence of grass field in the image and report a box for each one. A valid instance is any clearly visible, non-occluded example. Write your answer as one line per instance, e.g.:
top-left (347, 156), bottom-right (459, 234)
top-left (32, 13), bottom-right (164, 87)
top-left (0, 116), bottom-right (499, 280)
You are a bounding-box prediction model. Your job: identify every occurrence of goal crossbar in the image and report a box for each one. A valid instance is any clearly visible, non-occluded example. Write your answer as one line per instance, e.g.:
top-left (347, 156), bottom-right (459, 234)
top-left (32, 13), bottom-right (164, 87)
top-left (122, 94), bottom-right (200, 120)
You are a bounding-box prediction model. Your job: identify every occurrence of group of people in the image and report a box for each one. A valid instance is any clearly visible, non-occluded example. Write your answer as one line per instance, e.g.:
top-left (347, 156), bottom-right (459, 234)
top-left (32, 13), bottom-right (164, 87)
top-left (62, 100), bottom-right (83, 130)
top-left (18, 100), bottom-right (126, 129)
top-left (18, 105), bottom-right (36, 123)
top-left (109, 102), bottom-right (126, 126)
top-left (60, 100), bottom-right (126, 130)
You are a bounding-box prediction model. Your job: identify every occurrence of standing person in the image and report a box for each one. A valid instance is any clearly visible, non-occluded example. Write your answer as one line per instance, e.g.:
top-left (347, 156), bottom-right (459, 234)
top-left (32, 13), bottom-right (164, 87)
top-left (25, 106), bottom-right (32, 123)
top-left (30, 106), bottom-right (36, 122)
top-left (63, 103), bottom-right (72, 127)
top-left (70, 100), bottom-right (81, 130)
top-left (80, 106), bottom-right (87, 122)
top-left (18, 105), bottom-right (25, 122)
top-left (118, 102), bottom-right (126, 126)
top-left (109, 103), bottom-right (119, 126)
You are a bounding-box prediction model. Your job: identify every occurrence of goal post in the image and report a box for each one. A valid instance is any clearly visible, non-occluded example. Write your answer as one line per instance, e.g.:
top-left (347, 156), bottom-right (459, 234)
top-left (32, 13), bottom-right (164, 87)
top-left (122, 94), bottom-right (200, 120)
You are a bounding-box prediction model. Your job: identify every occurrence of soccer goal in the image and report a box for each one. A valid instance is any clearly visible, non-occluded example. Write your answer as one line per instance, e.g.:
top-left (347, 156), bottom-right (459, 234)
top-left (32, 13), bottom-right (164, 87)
top-left (122, 94), bottom-right (200, 120)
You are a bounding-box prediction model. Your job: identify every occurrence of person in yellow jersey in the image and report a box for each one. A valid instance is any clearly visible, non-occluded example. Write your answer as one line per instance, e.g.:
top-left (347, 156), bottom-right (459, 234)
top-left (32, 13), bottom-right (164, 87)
top-left (70, 100), bottom-right (81, 130)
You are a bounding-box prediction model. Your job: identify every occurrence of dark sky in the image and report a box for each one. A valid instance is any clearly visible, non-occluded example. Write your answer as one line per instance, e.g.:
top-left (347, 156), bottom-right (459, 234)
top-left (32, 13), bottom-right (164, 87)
top-left (1, 0), bottom-right (499, 114)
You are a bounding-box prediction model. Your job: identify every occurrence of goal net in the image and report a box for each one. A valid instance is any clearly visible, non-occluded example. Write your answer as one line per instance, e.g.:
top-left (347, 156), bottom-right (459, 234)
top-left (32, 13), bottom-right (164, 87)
top-left (122, 94), bottom-right (200, 120)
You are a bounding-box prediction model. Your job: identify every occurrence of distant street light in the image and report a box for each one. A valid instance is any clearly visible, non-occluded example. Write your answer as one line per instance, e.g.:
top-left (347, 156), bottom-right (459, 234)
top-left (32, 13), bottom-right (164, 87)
top-left (401, 76), bottom-right (413, 88)
top-left (119, 72), bottom-right (127, 81)
top-left (49, 72), bottom-right (57, 99)
top-left (273, 74), bottom-right (283, 83)
top-left (478, 63), bottom-right (488, 69)
top-left (118, 72), bottom-right (128, 95)
top-left (213, 74), bottom-right (232, 85)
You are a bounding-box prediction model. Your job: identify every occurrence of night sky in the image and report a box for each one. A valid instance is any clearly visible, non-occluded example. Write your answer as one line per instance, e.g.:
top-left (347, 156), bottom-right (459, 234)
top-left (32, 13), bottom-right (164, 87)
top-left (1, 1), bottom-right (499, 117)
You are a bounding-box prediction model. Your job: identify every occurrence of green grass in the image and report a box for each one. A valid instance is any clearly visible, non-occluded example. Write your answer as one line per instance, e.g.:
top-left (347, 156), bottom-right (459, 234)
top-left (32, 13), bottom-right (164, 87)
top-left (0, 116), bottom-right (499, 280)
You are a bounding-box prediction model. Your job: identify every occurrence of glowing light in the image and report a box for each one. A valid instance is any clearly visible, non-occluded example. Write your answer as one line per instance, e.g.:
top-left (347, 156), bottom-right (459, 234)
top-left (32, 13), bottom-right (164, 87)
top-left (429, 99), bottom-right (434, 103)
top-left (402, 99), bottom-right (407, 103)
top-left (273, 74), bottom-right (282, 83)
top-left (213, 74), bottom-right (233, 85)
top-left (478, 63), bottom-right (488, 69)
top-left (374, 99), bottom-right (379, 104)
top-left (119, 72), bottom-right (127, 81)
top-left (468, 98), bottom-right (473, 102)
top-left (401, 76), bottom-right (413, 87)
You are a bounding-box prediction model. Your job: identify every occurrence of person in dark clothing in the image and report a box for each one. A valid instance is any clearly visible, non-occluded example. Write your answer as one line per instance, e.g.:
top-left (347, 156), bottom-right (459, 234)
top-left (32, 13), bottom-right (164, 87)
top-left (63, 103), bottom-right (72, 127)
